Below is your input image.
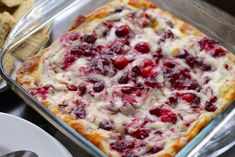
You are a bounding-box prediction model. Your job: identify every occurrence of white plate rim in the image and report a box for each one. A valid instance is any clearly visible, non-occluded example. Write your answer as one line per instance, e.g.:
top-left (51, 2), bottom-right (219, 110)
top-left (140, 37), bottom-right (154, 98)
top-left (0, 112), bottom-right (72, 157)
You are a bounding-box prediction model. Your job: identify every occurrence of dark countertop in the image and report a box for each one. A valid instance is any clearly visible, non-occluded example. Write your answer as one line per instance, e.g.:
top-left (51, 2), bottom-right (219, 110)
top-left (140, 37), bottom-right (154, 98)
top-left (0, 0), bottom-right (235, 157)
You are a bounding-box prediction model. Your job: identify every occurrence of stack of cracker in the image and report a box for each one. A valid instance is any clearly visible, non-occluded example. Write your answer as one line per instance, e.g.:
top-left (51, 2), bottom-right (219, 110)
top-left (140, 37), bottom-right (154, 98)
top-left (0, 0), bottom-right (49, 81)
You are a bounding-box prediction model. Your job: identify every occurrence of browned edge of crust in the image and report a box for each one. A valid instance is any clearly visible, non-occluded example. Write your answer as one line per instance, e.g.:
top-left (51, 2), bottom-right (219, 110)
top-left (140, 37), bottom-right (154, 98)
top-left (128, 0), bottom-right (156, 8)
top-left (68, 15), bottom-right (86, 31)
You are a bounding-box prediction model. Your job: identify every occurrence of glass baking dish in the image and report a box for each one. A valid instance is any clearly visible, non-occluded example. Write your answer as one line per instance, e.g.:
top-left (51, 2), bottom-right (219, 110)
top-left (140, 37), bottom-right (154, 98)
top-left (1, 0), bottom-right (235, 156)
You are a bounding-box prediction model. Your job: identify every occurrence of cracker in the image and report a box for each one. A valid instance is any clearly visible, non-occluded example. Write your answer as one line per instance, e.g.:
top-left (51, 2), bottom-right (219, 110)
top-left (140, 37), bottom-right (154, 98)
top-left (0, 52), bottom-right (15, 80)
top-left (39, 23), bottom-right (52, 34)
top-left (1, 0), bottom-right (24, 7)
top-left (13, 0), bottom-right (34, 21)
top-left (13, 32), bottom-right (49, 60)
top-left (0, 12), bottom-right (16, 48)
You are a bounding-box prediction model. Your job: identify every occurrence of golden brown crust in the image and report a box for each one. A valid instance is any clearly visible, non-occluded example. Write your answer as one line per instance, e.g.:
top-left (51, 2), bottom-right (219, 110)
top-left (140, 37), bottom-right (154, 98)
top-left (68, 15), bottom-right (86, 31)
top-left (16, 0), bottom-right (235, 156)
top-left (128, 0), bottom-right (157, 8)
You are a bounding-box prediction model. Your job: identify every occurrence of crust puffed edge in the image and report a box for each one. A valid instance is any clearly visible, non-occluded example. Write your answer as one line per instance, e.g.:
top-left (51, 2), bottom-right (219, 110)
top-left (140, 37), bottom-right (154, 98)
top-left (16, 0), bottom-right (235, 157)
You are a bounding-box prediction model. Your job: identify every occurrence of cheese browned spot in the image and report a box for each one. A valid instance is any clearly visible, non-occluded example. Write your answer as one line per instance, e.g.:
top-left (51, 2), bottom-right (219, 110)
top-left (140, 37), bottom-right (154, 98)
top-left (17, 0), bottom-right (235, 157)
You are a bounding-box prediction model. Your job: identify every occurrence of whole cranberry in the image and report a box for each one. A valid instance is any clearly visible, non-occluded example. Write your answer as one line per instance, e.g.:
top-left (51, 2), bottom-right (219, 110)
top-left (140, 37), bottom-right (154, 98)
top-left (135, 42), bottom-right (150, 53)
top-left (78, 84), bottom-right (87, 96)
top-left (114, 57), bottom-right (129, 69)
top-left (143, 59), bottom-right (154, 67)
top-left (182, 93), bottom-right (194, 103)
top-left (93, 81), bottom-right (105, 92)
top-left (74, 105), bottom-right (86, 119)
top-left (213, 48), bottom-right (227, 57)
top-left (141, 66), bottom-right (152, 78)
top-left (115, 25), bottom-right (130, 37)
top-left (131, 128), bottom-right (150, 139)
top-left (118, 73), bottom-right (129, 84)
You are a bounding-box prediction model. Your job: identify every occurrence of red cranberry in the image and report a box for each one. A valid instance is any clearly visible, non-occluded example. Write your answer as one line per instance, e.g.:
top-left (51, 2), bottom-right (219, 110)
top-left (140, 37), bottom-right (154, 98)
top-left (82, 34), bottom-right (97, 44)
top-left (71, 43), bottom-right (93, 57)
top-left (93, 81), bottom-right (105, 92)
top-left (164, 30), bottom-right (174, 39)
top-left (131, 128), bottom-right (150, 139)
top-left (110, 140), bottom-right (135, 152)
top-left (143, 59), bottom-right (154, 67)
top-left (210, 96), bottom-right (217, 103)
top-left (159, 30), bottom-right (175, 43)
top-left (182, 93), bottom-right (194, 103)
top-left (74, 105), bottom-right (86, 119)
top-left (182, 93), bottom-right (201, 109)
top-left (110, 39), bottom-right (129, 54)
top-left (132, 66), bottom-right (141, 76)
top-left (150, 108), bottom-right (177, 124)
top-left (205, 96), bottom-right (217, 112)
top-left (78, 84), bottom-right (86, 96)
top-left (114, 57), bottom-right (129, 69)
top-left (99, 120), bottom-right (113, 131)
top-left (67, 85), bottom-right (78, 91)
top-left (224, 64), bottom-right (229, 70)
top-left (160, 110), bottom-right (177, 124)
top-left (167, 96), bottom-right (178, 107)
top-left (148, 146), bottom-right (163, 154)
top-left (62, 54), bottom-right (77, 69)
top-left (144, 77), bottom-right (159, 88)
top-left (111, 44), bottom-right (125, 54)
top-left (81, 44), bottom-right (95, 57)
top-left (140, 66), bottom-right (152, 78)
top-left (115, 25), bottom-right (130, 37)
top-left (35, 86), bottom-right (50, 99)
top-left (198, 38), bottom-right (218, 51)
top-left (123, 96), bottom-right (137, 105)
top-left (121, 87), bottom-right (134, 94)
top-left (213, 48), bottom-right (227, 57)
top-left (205, 102), bottom-right (217, 112)
top-left (118, 73), bottom-right (129, 84)
top-left (70, 46), bottom-right (84, 57)
top-left (60, 33), bottom-right (79, 46)
top-left (135, 42), bottom-right (150, 53)
top-left (204, 76), bottom-right (211, 84)
top-left (163, 67), bottom-right (201, 91)
top-left (200, 63), bottom-right (212, 71)
top-left (149, 107), bottom-right (163, 117)
top-left (177, 50), bottom-right (212, 71)
top-left (104, 20), bottom-right (114, 29)
top-left (163, 61), bottom-right (176, 69)
top-left (68, 33), bottom-right (79, 41)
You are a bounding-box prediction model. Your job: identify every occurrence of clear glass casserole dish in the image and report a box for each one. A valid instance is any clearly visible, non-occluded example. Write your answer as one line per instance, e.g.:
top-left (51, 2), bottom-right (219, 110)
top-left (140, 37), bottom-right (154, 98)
top-left (0, 0), bottom-right (235, 156)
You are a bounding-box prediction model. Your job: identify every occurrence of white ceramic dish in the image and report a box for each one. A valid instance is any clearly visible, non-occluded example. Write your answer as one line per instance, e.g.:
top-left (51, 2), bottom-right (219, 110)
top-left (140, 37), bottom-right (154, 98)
top-left (0, 112), bottom-right (72, 157)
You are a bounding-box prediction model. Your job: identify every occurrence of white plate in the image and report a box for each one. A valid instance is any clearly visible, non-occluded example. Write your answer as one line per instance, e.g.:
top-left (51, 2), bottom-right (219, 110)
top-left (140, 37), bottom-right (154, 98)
top-left (0, 112), bottom-right (72, 157)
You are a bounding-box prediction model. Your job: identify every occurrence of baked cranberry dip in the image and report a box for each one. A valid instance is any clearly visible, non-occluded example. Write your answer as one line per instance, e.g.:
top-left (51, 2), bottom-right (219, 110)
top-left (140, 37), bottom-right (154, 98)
top-left (16, 0), bottom-right (235, 156)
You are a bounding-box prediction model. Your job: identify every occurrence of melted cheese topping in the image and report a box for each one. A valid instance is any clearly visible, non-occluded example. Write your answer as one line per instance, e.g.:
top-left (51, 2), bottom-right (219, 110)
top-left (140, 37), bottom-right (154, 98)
top-left (31, 5), bottom-right (235, 157)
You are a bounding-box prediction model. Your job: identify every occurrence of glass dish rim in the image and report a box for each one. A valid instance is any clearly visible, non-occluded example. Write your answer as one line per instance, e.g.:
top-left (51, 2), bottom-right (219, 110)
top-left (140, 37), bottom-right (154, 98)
top-left (0, 0), bottom-right (235, 156)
